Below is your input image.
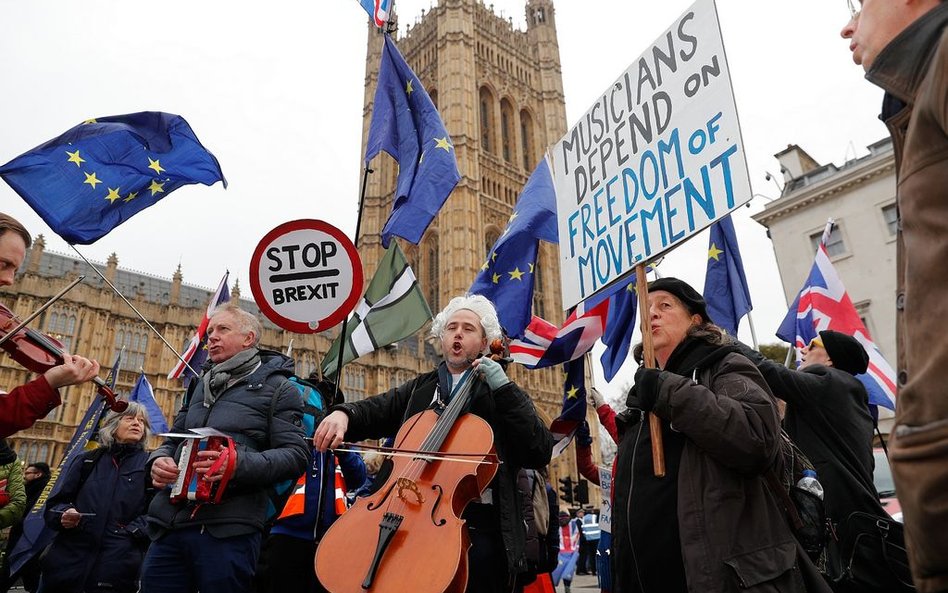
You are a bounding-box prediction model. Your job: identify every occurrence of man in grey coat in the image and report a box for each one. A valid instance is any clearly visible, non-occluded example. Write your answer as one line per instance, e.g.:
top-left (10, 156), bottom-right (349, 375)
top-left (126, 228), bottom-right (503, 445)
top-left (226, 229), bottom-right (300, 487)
top-left (142, 304), bottom-right (308, 593)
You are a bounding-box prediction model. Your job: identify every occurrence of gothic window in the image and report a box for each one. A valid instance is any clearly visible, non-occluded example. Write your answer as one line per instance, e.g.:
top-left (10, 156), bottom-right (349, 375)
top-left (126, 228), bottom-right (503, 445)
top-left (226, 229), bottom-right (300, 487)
top-left (46, 309), bottom-right (77, 353)
top-left (520, 109), bottom-right (535, 170)
top-left (501, 99), bottom-right (515, 163)
top-left (424, 236), bottom-right (439, 312)
top-left (114, 324), bottom-right (149, 371)
top-left (344, 367), bottom-right (366, 400)
top-left (479, 87), bottom-right (495, 153)
top-left (485, 227), bottom-right (501, 259)
top-left (533, 252), bottom-right (545, 319)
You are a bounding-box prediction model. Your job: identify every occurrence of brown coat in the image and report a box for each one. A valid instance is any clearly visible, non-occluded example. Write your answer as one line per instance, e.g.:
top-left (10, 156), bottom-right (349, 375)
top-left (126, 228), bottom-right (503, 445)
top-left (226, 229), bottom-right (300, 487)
top-left (866, 5), bottom-right (948, 592)
top-left (613, 342), bottom-right (829, 593)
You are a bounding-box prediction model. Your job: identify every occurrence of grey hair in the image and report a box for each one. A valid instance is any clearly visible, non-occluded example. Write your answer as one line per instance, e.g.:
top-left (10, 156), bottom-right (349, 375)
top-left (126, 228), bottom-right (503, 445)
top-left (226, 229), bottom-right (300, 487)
top-left (214, 303), bottom-right (262, 346)
top-left (430, 294), bottom-right (502, 344)
top-left (97, 402), bottom-right (151, 447)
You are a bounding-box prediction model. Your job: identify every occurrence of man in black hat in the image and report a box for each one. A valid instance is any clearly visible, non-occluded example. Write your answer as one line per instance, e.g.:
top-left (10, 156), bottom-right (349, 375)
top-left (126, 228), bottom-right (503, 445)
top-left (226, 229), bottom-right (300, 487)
top-left (737, 330), bottom-right (886, 531)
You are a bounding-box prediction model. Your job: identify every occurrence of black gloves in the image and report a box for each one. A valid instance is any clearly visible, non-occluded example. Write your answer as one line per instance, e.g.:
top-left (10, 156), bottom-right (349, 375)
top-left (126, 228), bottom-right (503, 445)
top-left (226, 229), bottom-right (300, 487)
top-left (575, 420), bottom-right (593, 447)
top-left (628, 366), bottom-right (662, 412)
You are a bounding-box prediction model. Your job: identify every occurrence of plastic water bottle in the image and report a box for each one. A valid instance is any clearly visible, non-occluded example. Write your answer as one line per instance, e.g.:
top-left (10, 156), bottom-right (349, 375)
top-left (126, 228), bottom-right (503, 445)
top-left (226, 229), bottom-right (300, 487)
top-left (796, 469), bottom-right (824, 500)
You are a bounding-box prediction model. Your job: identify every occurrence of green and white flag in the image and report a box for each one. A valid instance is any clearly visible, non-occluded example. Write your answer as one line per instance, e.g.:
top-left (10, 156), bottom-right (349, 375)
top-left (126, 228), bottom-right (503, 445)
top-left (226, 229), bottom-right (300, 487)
top-left (322, 241), bottom-right (432, 376)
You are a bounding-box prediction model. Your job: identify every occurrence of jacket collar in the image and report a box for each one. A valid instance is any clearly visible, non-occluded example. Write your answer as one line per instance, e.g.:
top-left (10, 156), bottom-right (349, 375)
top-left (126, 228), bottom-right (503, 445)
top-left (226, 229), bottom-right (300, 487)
top-left (866, 2), bottom-right (948, 104)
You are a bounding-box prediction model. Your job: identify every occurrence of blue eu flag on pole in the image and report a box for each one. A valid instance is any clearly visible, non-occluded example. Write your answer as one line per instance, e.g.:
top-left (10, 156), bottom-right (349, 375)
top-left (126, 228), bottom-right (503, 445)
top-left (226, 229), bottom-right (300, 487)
top-left (0, 112), bottom-right (226, 245)
top-left (600, 276), bottom-right (638, 382)
top-left (129, 372), bottom-right (169, 434)
top-left (550, 358), bottom-right (588, 458)
top-left (366, 35), bottom-right (461, 248)
top-left (469, 158), bottom-right (557, 338)
top-left (703, 215), bottom-right (752, 336)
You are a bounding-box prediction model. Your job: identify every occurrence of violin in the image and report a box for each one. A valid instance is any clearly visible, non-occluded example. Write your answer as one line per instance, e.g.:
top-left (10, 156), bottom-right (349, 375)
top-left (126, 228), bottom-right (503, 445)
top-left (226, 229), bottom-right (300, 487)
top-left (0, 303), bottom-right (128, 412)
top-left (315, 345), bottom-right (503, 593)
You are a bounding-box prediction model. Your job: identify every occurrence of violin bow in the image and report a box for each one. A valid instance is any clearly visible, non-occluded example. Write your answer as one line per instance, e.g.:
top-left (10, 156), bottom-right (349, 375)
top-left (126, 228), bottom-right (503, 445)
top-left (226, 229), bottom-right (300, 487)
top-left (0, 275), bottom-right (85, 349)
top-left (331, 442), bottom-right (502, 466)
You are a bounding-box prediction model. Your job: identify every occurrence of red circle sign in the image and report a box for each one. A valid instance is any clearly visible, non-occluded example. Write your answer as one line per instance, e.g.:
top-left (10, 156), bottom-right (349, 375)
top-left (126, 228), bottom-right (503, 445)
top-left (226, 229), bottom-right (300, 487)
top-left (249, 219), bottom-right (363, 333)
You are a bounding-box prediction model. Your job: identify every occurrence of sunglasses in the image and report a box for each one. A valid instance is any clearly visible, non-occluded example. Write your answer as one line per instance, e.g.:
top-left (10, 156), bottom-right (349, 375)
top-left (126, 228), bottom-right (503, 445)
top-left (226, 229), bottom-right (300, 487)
top-left (847, 0), bottom-right (861, 19)
top-left (808, 337), bottom-right (824, 350)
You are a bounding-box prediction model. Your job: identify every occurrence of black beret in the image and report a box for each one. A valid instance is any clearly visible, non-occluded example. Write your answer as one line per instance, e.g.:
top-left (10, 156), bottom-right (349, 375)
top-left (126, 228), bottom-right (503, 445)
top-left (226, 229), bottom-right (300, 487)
top-left (647, 277), bottom-right (710, 323)
top-left (819, 330), bottom-right (869, 375)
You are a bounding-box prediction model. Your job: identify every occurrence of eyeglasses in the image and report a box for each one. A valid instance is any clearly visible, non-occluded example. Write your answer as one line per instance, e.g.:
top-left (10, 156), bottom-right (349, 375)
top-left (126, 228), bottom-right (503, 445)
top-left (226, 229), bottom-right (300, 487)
top-left (847, 0), bottom-right (861, 19)
top-left (808, 337), bottom-right (824, 350)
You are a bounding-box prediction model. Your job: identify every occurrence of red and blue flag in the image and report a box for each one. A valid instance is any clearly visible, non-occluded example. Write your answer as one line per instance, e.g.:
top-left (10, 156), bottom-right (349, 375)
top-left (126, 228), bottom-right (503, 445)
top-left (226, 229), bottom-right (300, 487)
top-left (776, 220), bottom-right (897, 411)
top-left (167, 271), bottom-right (230, 384)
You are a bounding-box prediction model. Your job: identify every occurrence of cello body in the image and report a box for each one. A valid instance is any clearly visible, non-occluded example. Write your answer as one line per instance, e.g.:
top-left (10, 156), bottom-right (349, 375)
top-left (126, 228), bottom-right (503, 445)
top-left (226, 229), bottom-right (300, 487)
top-left (315, 408), bottom-right (498, 593)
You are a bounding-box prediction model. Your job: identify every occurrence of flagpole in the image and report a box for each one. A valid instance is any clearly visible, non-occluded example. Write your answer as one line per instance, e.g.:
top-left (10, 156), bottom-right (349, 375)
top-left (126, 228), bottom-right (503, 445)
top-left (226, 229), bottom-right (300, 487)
top-left (68, 244), bottom-right (199, 378)
top-left (746, 311), bottom-right (760, 350)
top-left (634, 263), bottom-right (665, 478)
top-left (329, 166), bottom-right (373, 399)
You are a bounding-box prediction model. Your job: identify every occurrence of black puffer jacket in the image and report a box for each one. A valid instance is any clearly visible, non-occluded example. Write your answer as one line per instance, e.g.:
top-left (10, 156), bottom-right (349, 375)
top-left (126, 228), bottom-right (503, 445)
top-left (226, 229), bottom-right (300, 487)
top-left (334, 365), bottom-right (553, 577)
top-left (146, 349), bottom-right (308, 538)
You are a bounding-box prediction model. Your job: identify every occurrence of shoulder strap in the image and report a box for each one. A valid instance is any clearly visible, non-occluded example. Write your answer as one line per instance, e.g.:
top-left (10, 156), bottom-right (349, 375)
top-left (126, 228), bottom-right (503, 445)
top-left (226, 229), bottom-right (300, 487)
top-left (263, 370), bottom-right (293, 444)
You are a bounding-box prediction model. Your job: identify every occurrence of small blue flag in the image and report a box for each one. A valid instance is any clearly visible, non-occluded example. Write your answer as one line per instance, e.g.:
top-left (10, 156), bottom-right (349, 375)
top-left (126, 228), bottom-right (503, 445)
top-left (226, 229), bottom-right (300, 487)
top-left (550, 358), bottom-right (588, 458)
top-left (0, 112), bottom-right (225, 245)
top-left (366, 35), bottom-right (461, 248)
top-left (129, 372), bottom-right (169, 434)
top-left (469, 158), bottom-right (557, 338)
top-left (703, 215), bottom-right (752, 336)
top-left (600, 276), bottom-right (638, 382)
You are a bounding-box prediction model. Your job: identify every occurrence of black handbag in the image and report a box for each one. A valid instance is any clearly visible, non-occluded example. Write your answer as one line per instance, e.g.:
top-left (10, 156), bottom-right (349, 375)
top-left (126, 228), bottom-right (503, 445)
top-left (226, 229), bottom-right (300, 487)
top-left (830, 511), bottom-right (915, 593)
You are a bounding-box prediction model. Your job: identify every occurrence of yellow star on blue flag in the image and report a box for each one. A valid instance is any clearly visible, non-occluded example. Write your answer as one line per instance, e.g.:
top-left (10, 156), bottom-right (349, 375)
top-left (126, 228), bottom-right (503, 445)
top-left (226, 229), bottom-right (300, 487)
top-left (0, 112), bottom-right (226, 244)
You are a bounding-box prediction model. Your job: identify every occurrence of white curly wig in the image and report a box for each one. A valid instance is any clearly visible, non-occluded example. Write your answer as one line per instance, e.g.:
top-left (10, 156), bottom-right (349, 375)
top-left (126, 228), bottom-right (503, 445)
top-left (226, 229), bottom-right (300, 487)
top-left (430, 294), bottom-right (502, 345)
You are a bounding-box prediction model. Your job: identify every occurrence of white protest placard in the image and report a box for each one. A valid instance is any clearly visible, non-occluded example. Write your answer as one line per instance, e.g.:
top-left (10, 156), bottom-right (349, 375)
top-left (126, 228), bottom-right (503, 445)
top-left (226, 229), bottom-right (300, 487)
top-left (249, 219), bottom-right (363, 333)
top-left (551, 0), bottom-right (752, 309)
top-left (598, 465), bottom-right (612, 533)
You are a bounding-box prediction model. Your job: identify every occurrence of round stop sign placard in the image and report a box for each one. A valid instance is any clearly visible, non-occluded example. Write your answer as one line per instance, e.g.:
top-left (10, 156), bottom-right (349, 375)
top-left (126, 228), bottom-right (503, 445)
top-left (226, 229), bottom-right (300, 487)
top-left (249, 219), bottom-right (363, 333)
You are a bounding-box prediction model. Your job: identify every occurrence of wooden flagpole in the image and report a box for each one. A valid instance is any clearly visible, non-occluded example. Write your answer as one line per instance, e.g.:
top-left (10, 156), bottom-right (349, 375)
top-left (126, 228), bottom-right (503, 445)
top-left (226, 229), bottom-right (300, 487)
top-left (634, 263), bottom-right (665, 477)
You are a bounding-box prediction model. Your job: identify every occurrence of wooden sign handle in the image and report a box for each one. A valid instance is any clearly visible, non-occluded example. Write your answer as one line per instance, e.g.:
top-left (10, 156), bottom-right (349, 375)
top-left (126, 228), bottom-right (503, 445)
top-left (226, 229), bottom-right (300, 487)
top-left (635, 265), bottom-right (665, 478)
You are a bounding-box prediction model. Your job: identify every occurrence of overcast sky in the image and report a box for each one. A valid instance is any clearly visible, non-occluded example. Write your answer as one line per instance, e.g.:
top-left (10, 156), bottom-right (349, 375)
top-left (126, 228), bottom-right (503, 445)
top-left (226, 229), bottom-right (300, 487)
top-left (0, 0), bottom-right (888, 399)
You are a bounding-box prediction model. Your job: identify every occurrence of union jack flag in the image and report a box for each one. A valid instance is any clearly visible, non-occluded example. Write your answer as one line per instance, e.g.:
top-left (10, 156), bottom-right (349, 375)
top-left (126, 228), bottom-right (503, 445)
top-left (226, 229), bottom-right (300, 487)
top-left (167, 271), bottom-right (230, 382)
top-left (509, 299), bottom-right (609, 368)
top-left (776, 220), bottom-right (897, 411)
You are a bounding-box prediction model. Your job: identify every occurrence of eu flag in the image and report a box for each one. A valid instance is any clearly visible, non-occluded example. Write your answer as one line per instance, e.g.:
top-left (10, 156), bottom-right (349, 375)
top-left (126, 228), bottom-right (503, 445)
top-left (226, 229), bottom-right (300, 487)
top-left (550, 358), bottom-right (588, 458)
top-left (0, 112), bottom-right (225, 244)
top-left (129, 372), bottom-right (169, 434)
top-left (469, 158), bottom-right (557, 338)
top-left (366, 35), bottom-right (461, 248)
top-left (703, 215), bottom-right (752, 336)
top-left (600, 276), bottom-right (638, 382)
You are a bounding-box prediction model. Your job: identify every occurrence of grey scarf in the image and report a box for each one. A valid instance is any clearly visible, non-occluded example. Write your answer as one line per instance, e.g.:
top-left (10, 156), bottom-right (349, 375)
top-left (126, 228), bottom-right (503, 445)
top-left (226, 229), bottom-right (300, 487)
top-left (202, 348), bottom-right (261, 407)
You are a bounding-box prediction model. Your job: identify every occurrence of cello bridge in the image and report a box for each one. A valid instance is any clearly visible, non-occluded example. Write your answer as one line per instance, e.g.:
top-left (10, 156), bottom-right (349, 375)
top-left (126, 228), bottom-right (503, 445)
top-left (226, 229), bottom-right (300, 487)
top-left (395, 477), bottom-right (424, 505)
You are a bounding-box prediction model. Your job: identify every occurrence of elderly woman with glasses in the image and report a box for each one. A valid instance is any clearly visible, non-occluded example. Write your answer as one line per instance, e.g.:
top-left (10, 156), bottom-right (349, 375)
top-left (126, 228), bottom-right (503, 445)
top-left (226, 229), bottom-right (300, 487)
top-left (610, 278), bottom-right (829, 593)
top-left (39, 403), bottom-right (153, 593)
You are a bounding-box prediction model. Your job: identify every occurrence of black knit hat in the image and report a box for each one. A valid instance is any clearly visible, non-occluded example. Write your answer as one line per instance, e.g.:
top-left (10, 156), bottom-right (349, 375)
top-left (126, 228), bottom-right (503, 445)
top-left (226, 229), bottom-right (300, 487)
top-left (648, 277), bottom-right (710, 323)
top-left (819, 330), bottom-right (869, 375)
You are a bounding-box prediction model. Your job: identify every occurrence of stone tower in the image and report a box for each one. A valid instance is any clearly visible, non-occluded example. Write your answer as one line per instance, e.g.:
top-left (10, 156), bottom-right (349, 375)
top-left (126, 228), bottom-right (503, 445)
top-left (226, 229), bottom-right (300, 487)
top-left (354, 0), bottom-right (598, 500)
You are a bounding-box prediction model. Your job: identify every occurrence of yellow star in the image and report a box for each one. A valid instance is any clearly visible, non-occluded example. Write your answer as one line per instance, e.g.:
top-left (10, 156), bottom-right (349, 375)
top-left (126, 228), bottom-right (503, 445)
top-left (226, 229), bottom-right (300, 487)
top-left (566, 385), bottom-right (579, 399)
top-left (104, 187), bottom-right (121, 203)
top-left (492, 272), bottom-right (501, 284)
top-left (434, 137), bottom-right (452, 152)
top-left (529, 262), bottom-right (534, 273)
top-left (491, 252), bottom-right (497, 262)
top-left (405, 79), bottom-right (414, 96)
top-left (148, 157), bottom-right (165, 175)
top-left (65, 150), bottom-right (85, 167)
top-left (123, 191), bottom-right (138, 203)
top-left (481, 260), bottom-right (490, 271)
top-left (83, 172), bottom-right (102, 189)
top-left (148, 180), bottom-right (165, 196)
top-left (708, 243), bottom-right (724, 262)
top-left (508, 211), bottom-right (519, 224)
top-left (82, 119), bottom-right (97, 124)
top-left (509, 267), bottom-right (524, 281)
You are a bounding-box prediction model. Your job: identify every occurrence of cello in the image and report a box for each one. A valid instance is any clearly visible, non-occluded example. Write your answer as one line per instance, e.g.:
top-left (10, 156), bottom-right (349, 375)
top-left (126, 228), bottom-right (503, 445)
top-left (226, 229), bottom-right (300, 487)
top-left (314, 351), bottom-right (503, 593)
top-left (0, 302), bottom-right (127, 412)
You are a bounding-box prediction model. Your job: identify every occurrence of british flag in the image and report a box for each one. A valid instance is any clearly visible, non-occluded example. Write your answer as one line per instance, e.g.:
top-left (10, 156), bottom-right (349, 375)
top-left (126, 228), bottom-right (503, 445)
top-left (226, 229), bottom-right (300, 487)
top-left (509, 298), bottom-right (609, 368)
top-left (776, 221), bottom-right (897, 411)
top-left (167, 271), bottom-right (230, 381)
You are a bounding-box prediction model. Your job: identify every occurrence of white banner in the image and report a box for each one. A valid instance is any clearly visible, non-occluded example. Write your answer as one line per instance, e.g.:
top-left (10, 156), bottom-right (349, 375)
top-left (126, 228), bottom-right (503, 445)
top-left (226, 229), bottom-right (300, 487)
top-left (551, 0), bottom-right (752, 308)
